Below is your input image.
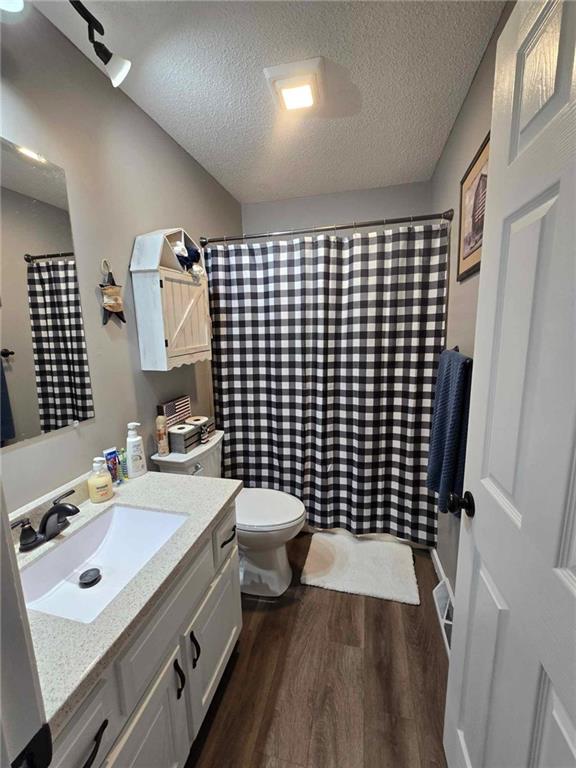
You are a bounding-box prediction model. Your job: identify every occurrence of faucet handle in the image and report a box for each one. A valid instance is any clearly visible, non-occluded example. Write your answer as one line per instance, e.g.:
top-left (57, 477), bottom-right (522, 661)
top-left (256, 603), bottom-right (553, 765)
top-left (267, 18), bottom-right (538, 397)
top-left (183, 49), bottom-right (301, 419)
top-left (52, 489), bottom-right (75, 506)
top-left (10, 517), bottom-right (30, 529)
top-left (11, 518), bottom-right (41, 552)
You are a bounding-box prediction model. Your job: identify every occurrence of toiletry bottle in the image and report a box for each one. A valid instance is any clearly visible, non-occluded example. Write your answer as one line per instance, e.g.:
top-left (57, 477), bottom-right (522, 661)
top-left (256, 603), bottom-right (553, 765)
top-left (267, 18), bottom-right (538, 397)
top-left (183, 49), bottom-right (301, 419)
top-left (88, 457), bottom-right (114, 503)
top-left (156, 415), bottom-right (169, 456)
top-left (126, 422), bottom-right (147, 478)
top-left (118, 447), bottom-right (128, 481)
top-left (103, 447), bottom-right (120, 484)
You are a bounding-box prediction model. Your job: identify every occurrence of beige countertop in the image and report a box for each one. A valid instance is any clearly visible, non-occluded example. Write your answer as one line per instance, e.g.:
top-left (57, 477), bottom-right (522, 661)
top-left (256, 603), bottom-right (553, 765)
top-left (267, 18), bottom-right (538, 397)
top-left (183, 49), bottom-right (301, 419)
top-left (15, 472), bottom-right (242, 737)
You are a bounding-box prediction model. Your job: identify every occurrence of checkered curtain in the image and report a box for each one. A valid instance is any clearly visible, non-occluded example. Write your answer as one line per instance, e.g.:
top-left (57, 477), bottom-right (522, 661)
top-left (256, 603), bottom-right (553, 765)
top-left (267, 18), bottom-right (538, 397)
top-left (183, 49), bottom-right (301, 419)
top-left (27, 259), bottom-right (94, 432)
top-left (205, 224), bottom-right (448, 546)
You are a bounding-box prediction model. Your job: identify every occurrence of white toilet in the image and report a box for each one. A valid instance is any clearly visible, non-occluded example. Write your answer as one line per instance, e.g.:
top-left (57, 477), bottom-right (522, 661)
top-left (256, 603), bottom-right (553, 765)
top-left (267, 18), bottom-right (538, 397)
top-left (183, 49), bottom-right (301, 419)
top-left (152, 431), bottom-right (306, 597)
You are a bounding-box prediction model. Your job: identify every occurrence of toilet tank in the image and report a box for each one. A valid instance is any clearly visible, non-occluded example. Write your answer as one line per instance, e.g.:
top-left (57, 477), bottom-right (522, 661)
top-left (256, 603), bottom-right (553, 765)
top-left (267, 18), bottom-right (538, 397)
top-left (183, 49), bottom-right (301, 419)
top-left (151, 431), bottom-right (224, 477)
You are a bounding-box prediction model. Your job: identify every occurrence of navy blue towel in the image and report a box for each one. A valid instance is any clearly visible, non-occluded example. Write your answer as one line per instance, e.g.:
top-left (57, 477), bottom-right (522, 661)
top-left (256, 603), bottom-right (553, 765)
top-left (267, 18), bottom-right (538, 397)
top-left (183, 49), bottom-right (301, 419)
top-left (1, 363), bottom-right (15, 444)
top-left (427, 349), bottom-right (472, 513)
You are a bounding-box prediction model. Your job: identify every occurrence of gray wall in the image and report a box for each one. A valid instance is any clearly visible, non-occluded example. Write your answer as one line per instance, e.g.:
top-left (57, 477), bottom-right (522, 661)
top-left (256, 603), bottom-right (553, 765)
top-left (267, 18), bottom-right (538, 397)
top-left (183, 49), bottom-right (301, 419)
top-left (1, 8), bottom-right (241, 511)
top-left (242, 181), bottom-right (432, 235)
top-left (430, 4), bottom-right (513, 590)
top-left (1, 188), bottom-right (74, 443)
top-left (241, 5), bottom-right (513, 591)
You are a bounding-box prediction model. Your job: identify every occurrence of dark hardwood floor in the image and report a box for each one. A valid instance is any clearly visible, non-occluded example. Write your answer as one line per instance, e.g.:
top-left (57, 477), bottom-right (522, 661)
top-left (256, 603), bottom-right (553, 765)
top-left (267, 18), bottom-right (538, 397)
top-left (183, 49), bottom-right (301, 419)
top-left (186, 533), bottom-right (448, 768)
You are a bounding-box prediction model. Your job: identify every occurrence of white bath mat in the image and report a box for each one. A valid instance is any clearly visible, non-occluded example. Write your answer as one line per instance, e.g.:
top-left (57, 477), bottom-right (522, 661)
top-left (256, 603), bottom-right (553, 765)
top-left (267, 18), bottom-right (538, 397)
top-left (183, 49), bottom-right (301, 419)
top-left (301, 530), bottom-right (420, 605)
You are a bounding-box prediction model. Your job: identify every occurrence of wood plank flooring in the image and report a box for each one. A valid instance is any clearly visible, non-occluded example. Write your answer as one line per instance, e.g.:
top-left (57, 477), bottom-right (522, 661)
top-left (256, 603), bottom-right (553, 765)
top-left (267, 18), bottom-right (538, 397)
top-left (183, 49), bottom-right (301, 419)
top-left (186, 534), bottom-right (448, 768)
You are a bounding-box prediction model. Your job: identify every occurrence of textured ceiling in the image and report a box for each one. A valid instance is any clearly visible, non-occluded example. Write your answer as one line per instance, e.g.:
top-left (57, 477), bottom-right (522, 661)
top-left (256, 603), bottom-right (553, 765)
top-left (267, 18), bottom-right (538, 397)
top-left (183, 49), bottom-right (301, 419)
top-left (38, 1), bottom-right (504, 204)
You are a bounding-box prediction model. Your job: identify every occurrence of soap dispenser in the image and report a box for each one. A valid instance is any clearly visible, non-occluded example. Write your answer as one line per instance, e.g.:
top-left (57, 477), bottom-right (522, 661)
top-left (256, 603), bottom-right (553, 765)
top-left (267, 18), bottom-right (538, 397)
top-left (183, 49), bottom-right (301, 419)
top-left (88, 457), bottom-right (114, 503)
top-left (126, 422), bottom-right (147, 479)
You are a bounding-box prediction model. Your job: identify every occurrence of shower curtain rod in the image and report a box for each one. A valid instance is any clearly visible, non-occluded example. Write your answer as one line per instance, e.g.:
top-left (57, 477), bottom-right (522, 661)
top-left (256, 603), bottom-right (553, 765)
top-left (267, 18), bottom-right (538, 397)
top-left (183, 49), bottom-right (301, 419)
top-left (199, 208), bottom-right (453, 247)
top-left (24, 252), bottom-right (75, 263)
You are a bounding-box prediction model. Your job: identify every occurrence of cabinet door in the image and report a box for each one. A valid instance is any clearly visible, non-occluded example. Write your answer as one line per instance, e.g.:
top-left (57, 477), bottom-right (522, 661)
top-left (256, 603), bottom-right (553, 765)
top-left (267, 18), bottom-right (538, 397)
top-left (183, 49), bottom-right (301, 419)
top-left (51, 677), bottom-right (122, 768)
top-left (160, 269), bottom-right (211, 360)
top-left (182, 548), bottom-right (242, 737)
top-left (104, 646), bottom-right (190, 768)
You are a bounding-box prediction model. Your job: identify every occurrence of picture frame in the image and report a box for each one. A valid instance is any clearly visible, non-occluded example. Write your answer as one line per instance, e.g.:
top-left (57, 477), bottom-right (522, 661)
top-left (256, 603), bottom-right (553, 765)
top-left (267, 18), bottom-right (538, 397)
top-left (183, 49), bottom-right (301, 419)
top-left (457, 133), bottom-right (490, 282)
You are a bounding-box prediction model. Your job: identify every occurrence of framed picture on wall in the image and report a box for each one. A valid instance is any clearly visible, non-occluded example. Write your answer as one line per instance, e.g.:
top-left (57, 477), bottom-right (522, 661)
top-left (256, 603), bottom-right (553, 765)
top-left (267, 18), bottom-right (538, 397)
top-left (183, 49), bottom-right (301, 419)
top-left (457, 133), bottom-right (490, 282)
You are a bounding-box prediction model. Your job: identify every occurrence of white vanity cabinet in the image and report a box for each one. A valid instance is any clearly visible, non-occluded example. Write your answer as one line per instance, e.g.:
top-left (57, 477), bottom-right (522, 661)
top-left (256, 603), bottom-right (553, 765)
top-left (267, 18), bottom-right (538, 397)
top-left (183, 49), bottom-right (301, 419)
top-left (50, 505), bottom-right (241, 768)
top-left (130, 228), bottom-right (211, 371)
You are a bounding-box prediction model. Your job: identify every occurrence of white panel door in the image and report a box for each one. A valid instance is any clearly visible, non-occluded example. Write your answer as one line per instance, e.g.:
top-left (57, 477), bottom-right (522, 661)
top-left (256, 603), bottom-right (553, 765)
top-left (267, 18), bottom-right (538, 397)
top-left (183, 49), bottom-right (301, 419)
top-left (444, 2), bottom-right (576, 768)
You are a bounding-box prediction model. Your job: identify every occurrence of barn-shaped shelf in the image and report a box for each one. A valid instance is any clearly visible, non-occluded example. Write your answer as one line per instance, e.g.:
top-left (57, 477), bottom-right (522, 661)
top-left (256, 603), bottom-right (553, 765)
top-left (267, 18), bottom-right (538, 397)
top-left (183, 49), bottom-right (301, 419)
top-left (130, 228), bottom-right (211, 371)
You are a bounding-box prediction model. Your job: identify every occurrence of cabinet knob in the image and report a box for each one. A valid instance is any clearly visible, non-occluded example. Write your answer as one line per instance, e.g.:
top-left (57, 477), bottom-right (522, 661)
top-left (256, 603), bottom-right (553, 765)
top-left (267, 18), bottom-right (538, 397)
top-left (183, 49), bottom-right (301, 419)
top-left (81, 719), bottom-right (108, 768)
top-left (1, 348), bottom-right (15, 359)
top-left (220, 526), bottom-right (237, 548)
top-left (190, 630), bottom-right (202, 669)
top-left (173, 658), bottom-right (186, 699)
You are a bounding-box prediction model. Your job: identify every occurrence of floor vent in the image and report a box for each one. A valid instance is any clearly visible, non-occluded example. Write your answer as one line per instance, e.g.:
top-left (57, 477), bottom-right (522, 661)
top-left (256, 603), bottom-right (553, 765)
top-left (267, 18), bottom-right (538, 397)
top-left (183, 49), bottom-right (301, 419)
top-left (432, 578), bottom-right (454, 654)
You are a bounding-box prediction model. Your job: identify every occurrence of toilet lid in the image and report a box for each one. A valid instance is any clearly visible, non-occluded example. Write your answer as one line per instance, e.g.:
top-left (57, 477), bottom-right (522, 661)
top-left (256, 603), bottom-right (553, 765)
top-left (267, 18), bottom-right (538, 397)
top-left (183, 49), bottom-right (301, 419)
top-left (236, 488), bottom-right (306, 531)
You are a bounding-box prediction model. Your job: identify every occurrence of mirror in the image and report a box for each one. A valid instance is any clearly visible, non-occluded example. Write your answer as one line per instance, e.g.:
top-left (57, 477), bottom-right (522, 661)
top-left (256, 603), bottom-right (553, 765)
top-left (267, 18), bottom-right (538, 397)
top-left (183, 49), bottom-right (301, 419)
top-left (1, 138), bottom-right (94, 446)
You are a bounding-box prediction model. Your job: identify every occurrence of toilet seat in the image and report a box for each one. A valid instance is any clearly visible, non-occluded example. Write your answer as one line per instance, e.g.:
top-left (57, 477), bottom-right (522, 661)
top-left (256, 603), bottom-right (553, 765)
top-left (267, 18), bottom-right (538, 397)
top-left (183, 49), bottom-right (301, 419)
top-left (236, 488), bottom-right (306, 532)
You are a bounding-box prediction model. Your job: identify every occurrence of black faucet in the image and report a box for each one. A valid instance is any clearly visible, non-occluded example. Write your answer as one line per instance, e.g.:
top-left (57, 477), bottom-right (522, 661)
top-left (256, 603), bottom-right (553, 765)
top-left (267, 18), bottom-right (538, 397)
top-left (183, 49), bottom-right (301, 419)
top-left (38, 490), bottom-right (80, 539)
top-left (12, 490), bottom-right (80, 552)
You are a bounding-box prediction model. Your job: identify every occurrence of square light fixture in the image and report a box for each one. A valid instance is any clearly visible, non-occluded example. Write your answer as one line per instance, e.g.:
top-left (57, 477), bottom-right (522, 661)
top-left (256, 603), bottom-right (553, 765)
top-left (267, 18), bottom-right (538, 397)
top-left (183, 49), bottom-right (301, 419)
top-left (264, 57), bottom-right (324, 112)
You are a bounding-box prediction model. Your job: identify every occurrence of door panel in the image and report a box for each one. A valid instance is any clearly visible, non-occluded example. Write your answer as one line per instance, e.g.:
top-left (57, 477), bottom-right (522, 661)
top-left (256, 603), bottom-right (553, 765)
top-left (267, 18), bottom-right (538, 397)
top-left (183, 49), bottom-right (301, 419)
top-left (485, 193), bottom-right (557, 504)
top-left (510, 0), bottom-right (576, 159)
top-left (530, 672), bottom-right (576, 768)
top-left (160, 269), bottom-right (211, 359)
top-left (105, 646), bottom-right (190, 768)
top-left (184, 549), bottom-right (242, 737)
top-left (458, 564), bottom-right (508, 768)
top-left (444, 3), bottom-right (576, 767)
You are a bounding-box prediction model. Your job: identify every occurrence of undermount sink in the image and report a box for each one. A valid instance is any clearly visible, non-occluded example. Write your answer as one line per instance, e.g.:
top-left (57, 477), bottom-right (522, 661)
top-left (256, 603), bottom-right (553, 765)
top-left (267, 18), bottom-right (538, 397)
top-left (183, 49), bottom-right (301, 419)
top-left (20, 504), bottom-right (187, 624)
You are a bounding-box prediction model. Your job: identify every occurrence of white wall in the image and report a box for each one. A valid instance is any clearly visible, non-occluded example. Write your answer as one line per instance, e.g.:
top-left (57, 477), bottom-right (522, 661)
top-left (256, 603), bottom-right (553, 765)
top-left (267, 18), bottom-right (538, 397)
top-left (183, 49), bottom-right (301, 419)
top-left (0, 8), bottom-right (241, 511)
top-left (1, 188), bottom-right (74, 443)
top-left (430, 4), bottom-right (513, 589)
top-left (242, 181), bottom-right (432, 235)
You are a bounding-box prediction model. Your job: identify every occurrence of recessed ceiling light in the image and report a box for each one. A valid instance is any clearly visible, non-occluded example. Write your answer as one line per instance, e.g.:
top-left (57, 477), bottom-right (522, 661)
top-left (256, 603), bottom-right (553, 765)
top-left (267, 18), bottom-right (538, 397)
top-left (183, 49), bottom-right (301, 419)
top-left (264, 57), bottom-right (324, 112)
top-left (17, 147), bottom-right (47, 163)
top-left (280, 83), bottom-right (315, 111)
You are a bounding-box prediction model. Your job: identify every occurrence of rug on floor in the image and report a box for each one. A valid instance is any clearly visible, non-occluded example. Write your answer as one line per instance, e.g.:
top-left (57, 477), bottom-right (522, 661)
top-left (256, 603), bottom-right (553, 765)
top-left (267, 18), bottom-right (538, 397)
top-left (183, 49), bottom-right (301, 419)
top-left (301, 530), bottom-right (420, 604)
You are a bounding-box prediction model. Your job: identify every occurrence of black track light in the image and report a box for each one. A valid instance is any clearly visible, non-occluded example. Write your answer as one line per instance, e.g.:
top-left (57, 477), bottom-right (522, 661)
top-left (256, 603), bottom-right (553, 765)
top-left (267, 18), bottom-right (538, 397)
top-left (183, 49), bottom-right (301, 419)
top-left (69, 1), bottom-right (131, 88)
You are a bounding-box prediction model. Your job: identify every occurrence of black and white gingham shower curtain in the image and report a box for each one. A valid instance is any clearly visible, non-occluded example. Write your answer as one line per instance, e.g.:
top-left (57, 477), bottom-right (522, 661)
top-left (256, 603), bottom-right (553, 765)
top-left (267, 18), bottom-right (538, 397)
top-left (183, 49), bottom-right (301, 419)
top-left (206, 224), bottom-right (448, 546)
top-left (27, 259), bottom-right (94, 433)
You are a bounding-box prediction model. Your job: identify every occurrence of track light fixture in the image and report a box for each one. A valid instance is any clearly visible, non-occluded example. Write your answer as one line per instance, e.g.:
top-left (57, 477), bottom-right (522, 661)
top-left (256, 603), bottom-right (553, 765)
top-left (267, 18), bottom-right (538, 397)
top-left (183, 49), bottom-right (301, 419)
top-left (69, 0), bottom-right (131, 88)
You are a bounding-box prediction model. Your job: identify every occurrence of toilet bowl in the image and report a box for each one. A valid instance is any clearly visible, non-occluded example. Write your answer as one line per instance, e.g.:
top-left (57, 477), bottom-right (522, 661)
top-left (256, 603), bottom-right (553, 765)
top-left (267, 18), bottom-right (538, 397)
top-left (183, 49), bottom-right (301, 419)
top-left (235, 488), bottom-right (305, 597)
top-left (151, 431), bottom-right (305, 597)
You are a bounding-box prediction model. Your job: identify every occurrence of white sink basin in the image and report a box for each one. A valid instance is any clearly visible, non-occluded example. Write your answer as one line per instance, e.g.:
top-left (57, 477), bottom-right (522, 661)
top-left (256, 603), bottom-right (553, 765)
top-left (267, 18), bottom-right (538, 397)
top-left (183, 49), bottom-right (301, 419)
top-left (21, 504), bottom-right (187, 624)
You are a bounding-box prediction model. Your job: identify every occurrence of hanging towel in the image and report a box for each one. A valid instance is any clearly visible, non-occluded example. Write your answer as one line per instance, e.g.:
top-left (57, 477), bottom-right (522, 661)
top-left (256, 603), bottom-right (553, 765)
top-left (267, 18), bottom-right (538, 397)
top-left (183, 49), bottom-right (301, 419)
top-left (427, 349), bottom-right (472, 513)
top-left (1, 363), bottom-right (15, 444)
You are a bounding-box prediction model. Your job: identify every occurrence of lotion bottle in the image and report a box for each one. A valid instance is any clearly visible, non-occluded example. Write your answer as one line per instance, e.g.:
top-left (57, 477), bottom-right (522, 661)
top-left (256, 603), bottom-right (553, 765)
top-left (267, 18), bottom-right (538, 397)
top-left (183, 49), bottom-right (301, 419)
top-left (155, 415), bottom-right (169, 456)
top-left (126, 422), bottom-right (147, 478)
top-left (88, 457), bottom-right (114, 503)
